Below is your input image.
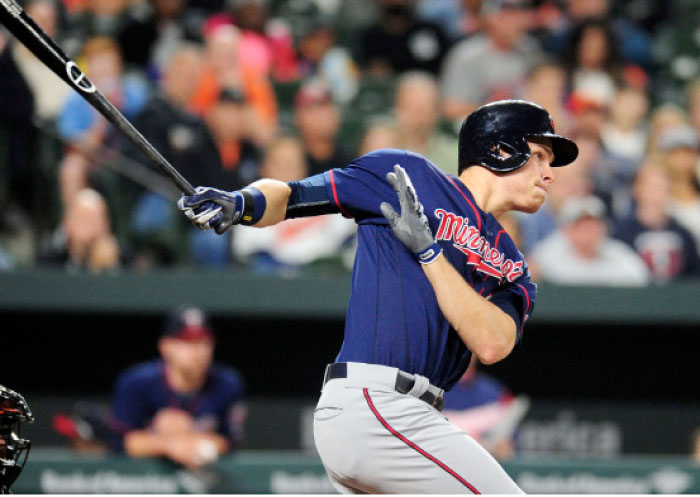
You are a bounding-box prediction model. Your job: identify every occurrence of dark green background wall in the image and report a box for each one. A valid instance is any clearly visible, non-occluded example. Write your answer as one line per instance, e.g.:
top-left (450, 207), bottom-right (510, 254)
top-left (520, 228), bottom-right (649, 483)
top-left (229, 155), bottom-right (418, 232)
top-left (3, 269), bottom-right (700, 402)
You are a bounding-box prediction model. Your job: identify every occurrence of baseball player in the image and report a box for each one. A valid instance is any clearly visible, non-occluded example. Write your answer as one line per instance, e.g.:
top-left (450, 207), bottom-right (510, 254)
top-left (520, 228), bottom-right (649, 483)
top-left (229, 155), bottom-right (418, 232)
top-left (111, 306), bottom-right (247, 469)
top-left (178, 100), bottom-right (578, 493)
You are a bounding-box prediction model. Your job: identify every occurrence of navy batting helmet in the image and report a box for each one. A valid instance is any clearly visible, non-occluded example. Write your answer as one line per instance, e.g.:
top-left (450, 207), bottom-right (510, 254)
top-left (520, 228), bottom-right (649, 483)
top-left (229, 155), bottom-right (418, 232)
top-left (458, 100), bottom-right (578, 174)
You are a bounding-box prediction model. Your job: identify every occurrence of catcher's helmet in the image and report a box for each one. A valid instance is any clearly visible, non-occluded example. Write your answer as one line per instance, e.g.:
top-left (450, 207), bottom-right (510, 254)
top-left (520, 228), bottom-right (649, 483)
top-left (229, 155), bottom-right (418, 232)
top-left (458, 100), bottom-right (578, 174)
top-left (0, 385), bottom-right (33, 494)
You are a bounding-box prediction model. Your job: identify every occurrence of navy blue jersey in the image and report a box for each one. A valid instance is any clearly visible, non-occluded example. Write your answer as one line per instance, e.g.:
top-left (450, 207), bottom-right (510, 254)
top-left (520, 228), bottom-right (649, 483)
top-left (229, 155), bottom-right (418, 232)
top-left (320, 149), bottom-right (536, 391)
top-left (111, 360), bottom-right (246, 449)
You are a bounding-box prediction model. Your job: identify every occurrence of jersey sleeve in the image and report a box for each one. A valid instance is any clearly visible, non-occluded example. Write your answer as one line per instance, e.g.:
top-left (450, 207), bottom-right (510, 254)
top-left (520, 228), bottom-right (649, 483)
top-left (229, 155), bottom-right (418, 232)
top-left (488, 272), bottom-right (536, 344)
top-left (324, 148), bottom-right (422, 223)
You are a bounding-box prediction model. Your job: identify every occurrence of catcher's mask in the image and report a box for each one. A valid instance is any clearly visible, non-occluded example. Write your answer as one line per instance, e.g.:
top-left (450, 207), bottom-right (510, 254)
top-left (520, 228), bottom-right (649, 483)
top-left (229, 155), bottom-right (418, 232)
top-left (0, 385), bottom-right (33, 494)
top-left (458, 99), bottom-right (578, 174)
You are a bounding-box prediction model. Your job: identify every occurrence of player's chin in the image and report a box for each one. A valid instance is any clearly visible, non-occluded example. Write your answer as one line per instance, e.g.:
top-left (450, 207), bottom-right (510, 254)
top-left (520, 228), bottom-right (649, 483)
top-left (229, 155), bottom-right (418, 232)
top-left (517, 194), bottom-right (546, 214)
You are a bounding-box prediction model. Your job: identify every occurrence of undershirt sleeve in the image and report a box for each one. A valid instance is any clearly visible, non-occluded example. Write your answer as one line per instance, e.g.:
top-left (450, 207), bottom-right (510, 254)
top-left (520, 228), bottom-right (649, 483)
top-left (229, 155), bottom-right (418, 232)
top-left (286, 173), bottom-right (341, 219)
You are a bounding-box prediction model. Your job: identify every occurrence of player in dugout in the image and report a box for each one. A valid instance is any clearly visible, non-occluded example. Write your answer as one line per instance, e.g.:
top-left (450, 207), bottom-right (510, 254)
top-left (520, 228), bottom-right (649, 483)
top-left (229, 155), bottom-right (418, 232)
top-left (111, 306), bottom-right (247, 469)
top-left (177, 100), bottom-right (578, 493)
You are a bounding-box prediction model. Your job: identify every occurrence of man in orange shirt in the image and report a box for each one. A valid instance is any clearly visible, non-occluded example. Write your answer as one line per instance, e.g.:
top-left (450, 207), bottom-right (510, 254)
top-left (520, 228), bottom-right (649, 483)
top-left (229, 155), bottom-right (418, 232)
top-left (190, 24), bottom-right (277, 145)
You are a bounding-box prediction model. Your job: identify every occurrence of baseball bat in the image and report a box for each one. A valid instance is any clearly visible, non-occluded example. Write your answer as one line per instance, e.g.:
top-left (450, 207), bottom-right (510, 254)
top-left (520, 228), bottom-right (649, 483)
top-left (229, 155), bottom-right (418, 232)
top-left (0, 0), bottom-right (196, 195)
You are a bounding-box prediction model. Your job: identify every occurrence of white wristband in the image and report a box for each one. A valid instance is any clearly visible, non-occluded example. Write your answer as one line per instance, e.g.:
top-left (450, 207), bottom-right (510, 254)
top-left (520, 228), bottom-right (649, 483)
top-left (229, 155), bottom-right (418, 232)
top-left (196, 439), bottom-right (219, 464)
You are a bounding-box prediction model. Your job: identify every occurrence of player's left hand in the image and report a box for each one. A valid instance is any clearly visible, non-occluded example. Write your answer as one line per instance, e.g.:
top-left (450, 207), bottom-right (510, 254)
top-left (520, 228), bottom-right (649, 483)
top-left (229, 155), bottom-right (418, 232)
top-left (177, 187), bottom-right (245, 234)
top-left (380, 165), bottom-right (443, 264)
top-left (164, 435), bottom-right (215, 469)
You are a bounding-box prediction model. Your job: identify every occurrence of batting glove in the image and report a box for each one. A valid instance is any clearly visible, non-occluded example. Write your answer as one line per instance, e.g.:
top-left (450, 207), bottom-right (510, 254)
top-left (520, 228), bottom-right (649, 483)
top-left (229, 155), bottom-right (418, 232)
top-left (380, 165), bottom-right (443, 265)
top-left (177, 187), bottom-right (244, 234)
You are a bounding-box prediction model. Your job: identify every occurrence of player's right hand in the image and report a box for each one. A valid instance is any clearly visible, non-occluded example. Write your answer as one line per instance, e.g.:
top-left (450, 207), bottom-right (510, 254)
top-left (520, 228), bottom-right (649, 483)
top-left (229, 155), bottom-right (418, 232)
top-left (177, 187), bottom-right (244, 234)
top-left (380, 165), bottom-right (443, 265)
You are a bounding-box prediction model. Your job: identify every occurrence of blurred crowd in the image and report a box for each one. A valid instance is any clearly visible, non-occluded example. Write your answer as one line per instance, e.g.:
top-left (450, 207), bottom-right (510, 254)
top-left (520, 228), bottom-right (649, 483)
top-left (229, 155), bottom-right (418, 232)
top-left (2, 0), bottom-right (700, 285)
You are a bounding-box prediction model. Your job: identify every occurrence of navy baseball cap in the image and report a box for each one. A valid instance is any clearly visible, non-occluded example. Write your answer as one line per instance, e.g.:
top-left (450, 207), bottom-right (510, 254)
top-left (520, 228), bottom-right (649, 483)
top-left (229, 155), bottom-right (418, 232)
top-left (163, 307), bottom-right (215, 341)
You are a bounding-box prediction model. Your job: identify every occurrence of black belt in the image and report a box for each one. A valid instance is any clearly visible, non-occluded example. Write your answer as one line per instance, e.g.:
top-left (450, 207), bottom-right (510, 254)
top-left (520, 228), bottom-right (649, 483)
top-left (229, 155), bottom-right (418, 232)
top-left (323, 362), bottom-right (445, 412)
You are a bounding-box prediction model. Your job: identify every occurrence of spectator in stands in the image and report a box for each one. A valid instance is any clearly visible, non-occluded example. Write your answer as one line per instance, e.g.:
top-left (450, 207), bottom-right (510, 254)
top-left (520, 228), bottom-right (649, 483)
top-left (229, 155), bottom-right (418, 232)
top-left (202, 0), bottom-right (298, 82)
top-left (646, 103), bottom-right (687, 160)
top-left (37, 188), bottom-right (121, 273)
top-left (9, 0), bottom-right (72, 124)
top-left (61, 38), bottom-right (147, 142)
top-left (442, 356), bottom-right (529, 460)
top-left (600, 85), bottom-right (649, 173)
top-left (57, 37), bottom-right (150, 207)
top-left (204, 87), bottom-right (262, 191)
top-left (357, 118), bottom-right (400, 156)
top-left (232, 135), bottom-right (357, 273)
top-left (415, 0), bottom-right (483, 42)
top-left (123, 45), bottom-right (225, 268)
top-left (658, 125), bottom-right (700, 253)
top-left (530, 195), bottom-right (650, 286)
top-left (520, 60), bottom-right (573, 136)
top-left (612, 164), bottom-right (700, 281)
top-left (566, 81), bottom-right (610, 141)
top-left (112, 306), bottom-right (247, 468)
top-left (579, 86), bottom-right (650, 215)
top-left (440, 0), bottom-right (541, 122)
top-left (294, 79), bottom-right (354, 177)
top-left (61, 0), bottom-right (130, 56)
top-left (295, 16), bottom-right (360, 105)
top-left (393, 71), bottom-right (458, 175)
top-left (117, 0), bottom-right (200, 78)
top-left (542, 0), bottom-right (652, 69)
top-left (562, 19), bottom-right (642, 109)
top-left (356, 0), bottom-right (450, 77)
top-left (333, 0), bottom-right (381, 36)
top-left (526, 0), bottom-right (567, 45)
top-left (569, 131), bottom-right (631, 220)
top-left (190, 24), bottom-right (277, 145)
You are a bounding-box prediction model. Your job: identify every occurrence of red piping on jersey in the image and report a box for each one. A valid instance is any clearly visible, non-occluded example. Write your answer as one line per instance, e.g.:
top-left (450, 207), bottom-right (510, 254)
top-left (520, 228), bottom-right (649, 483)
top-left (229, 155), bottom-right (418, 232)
top-left (363, 388), bottom-right (481, 494)
top-left (328, 169), bottom-right (351, 218)
top-left (494, 229), bottom-right (506, 249)
top-left (515, 282), bottom-right (530, 335)
top-left (445, 176), bottom-right (481, 231)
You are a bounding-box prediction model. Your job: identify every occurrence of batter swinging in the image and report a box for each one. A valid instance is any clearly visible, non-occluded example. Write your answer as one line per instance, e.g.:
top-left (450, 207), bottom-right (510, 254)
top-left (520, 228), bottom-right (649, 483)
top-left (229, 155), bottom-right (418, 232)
top-left (177, 100), bottom-right (578, 493)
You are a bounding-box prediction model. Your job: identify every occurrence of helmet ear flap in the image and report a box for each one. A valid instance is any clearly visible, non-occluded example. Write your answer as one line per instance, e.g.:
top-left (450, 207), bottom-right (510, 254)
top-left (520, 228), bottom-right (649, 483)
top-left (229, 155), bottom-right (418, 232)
top-left (492, 141), bottom-right (516, 159)
top-left (483, 140), bottom-right (530, 172)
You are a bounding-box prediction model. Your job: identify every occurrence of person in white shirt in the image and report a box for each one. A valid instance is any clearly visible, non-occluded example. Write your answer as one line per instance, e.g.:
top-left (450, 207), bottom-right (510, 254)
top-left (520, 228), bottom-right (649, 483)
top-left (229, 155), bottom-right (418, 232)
top-left (530, 195), bottom-right (649, 286)
top-left (231, 135), bottom-right (356, 272)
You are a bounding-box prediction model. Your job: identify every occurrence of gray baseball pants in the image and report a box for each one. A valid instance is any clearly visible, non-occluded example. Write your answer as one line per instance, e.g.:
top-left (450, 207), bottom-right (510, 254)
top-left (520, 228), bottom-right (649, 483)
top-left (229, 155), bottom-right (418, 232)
top-left (313, 362), bottom-right (524, 494)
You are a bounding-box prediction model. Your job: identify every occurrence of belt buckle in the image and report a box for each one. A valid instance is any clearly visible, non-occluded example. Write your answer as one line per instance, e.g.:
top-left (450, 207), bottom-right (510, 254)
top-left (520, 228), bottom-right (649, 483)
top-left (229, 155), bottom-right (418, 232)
top-left (433, 395), bottom-right (445, 411)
